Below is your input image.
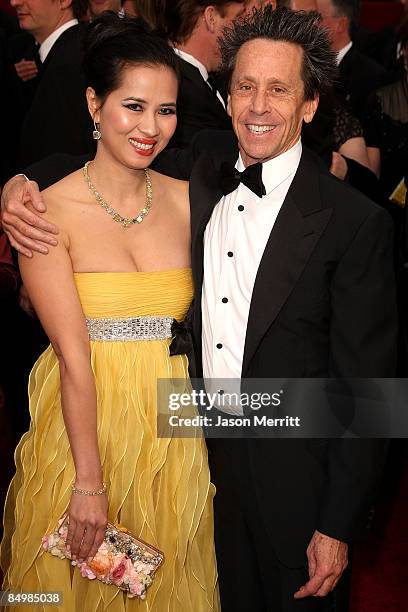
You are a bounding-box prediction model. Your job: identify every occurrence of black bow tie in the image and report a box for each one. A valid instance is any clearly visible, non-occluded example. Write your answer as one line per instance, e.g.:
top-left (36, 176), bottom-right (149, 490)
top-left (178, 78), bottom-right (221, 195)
top-left (219, 161), bottom-right (266, 198)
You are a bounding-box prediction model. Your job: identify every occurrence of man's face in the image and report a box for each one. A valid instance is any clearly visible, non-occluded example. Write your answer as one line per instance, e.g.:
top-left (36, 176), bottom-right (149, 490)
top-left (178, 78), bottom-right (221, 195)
top-left (227, 38), bottom-right (318, 166)
top-left (211, 2), bottom-right (247, 70)
top-left (217, 1), bottom-right (248, 27)
top-left (316, 0), bottom-right (343, 46)
top-left (10, 0), bottom-right (69, 43)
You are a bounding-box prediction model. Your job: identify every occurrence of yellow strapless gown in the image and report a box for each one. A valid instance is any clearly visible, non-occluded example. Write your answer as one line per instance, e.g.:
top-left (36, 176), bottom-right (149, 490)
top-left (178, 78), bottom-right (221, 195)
top-left (0, 269), bottom-right (219, 611)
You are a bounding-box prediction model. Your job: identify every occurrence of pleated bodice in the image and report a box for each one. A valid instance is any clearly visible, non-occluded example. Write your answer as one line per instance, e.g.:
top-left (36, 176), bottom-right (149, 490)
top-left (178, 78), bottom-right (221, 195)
top-left (74, 268), bottom-right (193, 321)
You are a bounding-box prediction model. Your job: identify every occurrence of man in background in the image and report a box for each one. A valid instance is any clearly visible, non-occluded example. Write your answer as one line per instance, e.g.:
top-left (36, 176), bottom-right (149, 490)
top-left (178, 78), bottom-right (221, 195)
top-left (316, 0), bottom-right (388, 119)
top-left (11, 0), bottom-right (94, 167)
top-left (151, 0), bottom-right (248, 148)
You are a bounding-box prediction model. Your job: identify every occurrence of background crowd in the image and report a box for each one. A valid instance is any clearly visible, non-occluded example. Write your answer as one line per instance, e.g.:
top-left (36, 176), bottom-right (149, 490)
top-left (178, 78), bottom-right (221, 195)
top-left (0, 0), bottom-right (407, 609)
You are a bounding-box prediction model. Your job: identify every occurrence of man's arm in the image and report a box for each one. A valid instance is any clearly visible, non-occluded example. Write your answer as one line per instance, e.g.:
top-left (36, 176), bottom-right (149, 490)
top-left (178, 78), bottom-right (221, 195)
top-left (296, 205), bottom-right (396, 599)
top-left (1, 129), bottom-right (230, 255)
top-left (1, 153), bottom-right (88, 256)
top-left (320, 206), bottom-right (396, 537)
top-left (153, 127), bottom-right (223, 180)
top-left (24, 152), bottom-right (90, 191)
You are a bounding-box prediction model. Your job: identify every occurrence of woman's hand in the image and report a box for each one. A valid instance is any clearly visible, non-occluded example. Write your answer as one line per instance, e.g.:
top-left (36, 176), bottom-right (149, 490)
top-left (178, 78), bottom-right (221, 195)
top-left (66, 490), bottom-right (108, 564)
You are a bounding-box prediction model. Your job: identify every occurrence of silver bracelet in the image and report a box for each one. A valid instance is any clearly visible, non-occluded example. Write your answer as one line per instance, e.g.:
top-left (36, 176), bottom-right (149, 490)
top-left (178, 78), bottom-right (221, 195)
top-left (72, 482), bottom-right (107, 496)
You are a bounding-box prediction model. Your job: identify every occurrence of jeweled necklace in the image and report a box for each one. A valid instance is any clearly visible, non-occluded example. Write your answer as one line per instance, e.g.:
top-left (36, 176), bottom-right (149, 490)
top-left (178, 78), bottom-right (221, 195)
top-left (83, 161), bottom-right (152, 228)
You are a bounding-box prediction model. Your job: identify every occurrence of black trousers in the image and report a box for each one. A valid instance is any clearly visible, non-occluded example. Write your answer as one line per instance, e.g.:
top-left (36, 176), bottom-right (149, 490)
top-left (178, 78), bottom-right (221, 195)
top-left (208, 439), bottom-right (351, 612)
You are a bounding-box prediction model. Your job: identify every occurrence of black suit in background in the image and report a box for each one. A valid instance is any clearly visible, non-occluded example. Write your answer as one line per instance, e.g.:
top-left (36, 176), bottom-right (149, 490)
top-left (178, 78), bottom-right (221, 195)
top-left (0, 27), bottom-right (23, 184)
top-left (18, 24), bottom-right (95, 169)
top-left (8, 30), bottom-right (42, 119)
top-left (0, 9), bottom-right (19, 38)
top-left (353, 24), bottom-right (405, 82)
top-left (336, 45), bottom-right (389, 120)
top-left (24, 131), bottom-right (396, 610)
top-left (19, 52), bottom-right (229, 169)
top-left (167, 55), bottom-right (231, 149)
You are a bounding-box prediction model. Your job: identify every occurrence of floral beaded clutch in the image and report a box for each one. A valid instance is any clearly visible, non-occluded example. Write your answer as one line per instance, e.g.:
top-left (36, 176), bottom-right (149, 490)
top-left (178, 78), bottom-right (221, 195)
top-left (42, 516), bottom-right (164, 599)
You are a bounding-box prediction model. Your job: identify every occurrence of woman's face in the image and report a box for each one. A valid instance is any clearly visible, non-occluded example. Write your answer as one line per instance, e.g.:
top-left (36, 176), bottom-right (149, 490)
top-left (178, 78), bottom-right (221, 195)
top-left (91, 63), bottom-right (178, 169)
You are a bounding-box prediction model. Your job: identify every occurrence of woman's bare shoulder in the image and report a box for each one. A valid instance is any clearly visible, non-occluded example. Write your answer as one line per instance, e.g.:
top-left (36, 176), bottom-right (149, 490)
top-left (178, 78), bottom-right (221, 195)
top-left (40, 170), bottom-right (87, 222)
top-left (150, 170), bottom-right (189, 209)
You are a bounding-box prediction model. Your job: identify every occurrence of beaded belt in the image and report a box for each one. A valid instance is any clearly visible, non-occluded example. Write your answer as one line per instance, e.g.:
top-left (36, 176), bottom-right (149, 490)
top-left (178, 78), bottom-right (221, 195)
top-left (86, 316), bottom-right (174, 341)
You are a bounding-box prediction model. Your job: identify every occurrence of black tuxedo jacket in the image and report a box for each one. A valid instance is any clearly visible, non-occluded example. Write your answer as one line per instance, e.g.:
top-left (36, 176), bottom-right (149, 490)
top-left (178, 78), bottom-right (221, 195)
top-left (157, 130), bottom-right (397, 565)
top-left (336, 45), bottom-right (389, 119)
top-left (18, 24), bottom-right (94, 169)
top-left (167, 56), bottom-right (231, 149)
top-left (26, 131), bottom-right (397, 566)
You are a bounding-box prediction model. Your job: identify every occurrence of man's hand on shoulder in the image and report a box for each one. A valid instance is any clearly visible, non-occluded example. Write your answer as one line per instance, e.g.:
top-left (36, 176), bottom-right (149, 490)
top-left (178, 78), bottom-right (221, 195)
top-left (1, 175), bottom-right (59, 257)
top-left (294, 530), bottom-right (348, 599)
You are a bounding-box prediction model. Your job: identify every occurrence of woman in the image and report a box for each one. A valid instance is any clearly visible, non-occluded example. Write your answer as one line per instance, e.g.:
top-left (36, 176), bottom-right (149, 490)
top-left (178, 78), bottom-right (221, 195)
top-left (0, 14), bottom-right (219, 611)
top-left (362, 14), bottom-right (408, 198)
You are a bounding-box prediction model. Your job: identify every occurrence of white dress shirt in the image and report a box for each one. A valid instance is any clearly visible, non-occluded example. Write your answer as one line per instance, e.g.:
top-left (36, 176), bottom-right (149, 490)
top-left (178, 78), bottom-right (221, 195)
top-left (201, 140), bottom-right (302, 410)
top-left (336, 41), bottom-right (353, 66)
top-left (173, 48), bottom-right (226, 109)
top-left (39, 19), bottom-right (78, 63)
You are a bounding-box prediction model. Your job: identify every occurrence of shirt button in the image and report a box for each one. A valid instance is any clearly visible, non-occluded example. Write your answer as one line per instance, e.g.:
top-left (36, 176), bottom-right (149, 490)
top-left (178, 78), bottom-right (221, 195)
top-left (238, 205), bottom-right (245, 212)
top-left (222, 297), bottom-right (228, 303)
top-left (216, 343), bottom-right (223, 349)
top-left (227, 251), bottom-right (234, 257)
top-left (218, 389), bottom-right (224, 395)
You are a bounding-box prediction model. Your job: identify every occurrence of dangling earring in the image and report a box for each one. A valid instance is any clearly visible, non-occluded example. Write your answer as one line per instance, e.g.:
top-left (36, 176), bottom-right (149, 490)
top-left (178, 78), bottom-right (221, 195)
top-left (93, 119), bottom-right (101, 140)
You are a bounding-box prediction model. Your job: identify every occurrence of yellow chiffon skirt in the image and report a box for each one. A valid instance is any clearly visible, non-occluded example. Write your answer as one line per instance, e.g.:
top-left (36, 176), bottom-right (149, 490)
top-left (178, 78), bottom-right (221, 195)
top-left (0, 269), bottom-right (219, 611)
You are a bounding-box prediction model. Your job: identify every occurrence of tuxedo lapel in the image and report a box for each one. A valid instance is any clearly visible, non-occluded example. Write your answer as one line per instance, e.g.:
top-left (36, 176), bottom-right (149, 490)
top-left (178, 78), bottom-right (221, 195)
top-left (241, 151), bottom-right (333, 376)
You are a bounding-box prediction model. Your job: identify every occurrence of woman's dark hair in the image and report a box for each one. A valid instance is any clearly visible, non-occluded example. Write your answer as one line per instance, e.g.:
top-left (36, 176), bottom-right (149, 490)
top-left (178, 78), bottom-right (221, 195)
top-left (220, 5), bottom-right (338, 100)
top-left (83, 13), bottom-right (180, 102)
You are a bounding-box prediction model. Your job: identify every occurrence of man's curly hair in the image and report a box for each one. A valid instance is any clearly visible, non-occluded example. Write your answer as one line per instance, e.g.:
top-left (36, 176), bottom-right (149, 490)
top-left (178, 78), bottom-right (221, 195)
top-left (219, 5), bottom-right (338, 100)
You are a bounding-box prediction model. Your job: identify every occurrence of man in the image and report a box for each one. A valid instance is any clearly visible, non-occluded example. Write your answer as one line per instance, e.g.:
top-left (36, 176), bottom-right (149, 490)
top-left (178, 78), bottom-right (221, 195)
top-left (1, 7), bottom-right (396, 611)
top-left (151, 0), bottom-right (248, 148)
top-left (277, 0), bottom-right (385, 201)
top-left (353, 1), bottom-right (407, 80)
top-left (11, 0), bottom-right (93, 167)
top-left (188, 8), bottom-right (394, 610)
top-left (316, 0), bottom-right (388, 120)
